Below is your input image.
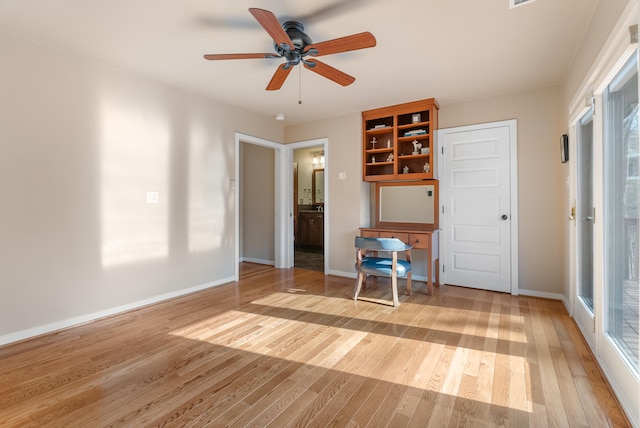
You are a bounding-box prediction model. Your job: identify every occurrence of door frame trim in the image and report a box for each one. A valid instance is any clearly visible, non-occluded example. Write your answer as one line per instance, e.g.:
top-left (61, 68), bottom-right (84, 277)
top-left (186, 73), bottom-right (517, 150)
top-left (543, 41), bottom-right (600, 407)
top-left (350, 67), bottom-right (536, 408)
top-left (437, 119), bottom-right (519, 294)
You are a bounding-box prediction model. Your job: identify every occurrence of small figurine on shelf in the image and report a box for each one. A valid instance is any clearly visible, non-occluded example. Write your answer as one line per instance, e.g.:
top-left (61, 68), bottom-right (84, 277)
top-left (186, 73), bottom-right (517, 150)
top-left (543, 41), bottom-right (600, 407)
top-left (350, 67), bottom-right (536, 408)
top-left (412, 139), bottom-right (421, 154)
top-left (371, 156), bottom-right (376, 163)
top-left (403, 166), bottom-right (410, 174)
top-left (423, 163), bottom-right (430, 173)
top-left (386, 138), bottom-right (391, 148)
top-left (371, 137), bottom-right (377, 149)
top-left (386, 153), bottom-right (393, 162)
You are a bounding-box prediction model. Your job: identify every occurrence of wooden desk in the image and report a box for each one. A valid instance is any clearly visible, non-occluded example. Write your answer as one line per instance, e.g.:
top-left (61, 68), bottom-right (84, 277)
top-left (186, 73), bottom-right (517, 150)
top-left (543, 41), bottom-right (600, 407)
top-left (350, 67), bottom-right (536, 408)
top-left (360, 227), bottom-right (439, 295)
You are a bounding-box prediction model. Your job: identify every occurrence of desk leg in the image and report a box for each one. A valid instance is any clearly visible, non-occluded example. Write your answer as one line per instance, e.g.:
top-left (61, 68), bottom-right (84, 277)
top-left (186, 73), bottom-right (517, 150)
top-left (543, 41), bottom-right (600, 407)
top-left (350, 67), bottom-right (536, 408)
top-left (426, 254), bottom-right (433, 295)
top-left (435, 258), bottom-right (440, 287)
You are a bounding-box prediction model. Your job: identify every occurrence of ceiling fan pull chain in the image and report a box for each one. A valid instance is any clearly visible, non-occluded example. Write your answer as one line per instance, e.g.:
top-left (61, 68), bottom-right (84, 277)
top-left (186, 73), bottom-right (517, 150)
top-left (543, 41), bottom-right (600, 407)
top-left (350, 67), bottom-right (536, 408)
top-left (298, 65), bottom-right (303, 104)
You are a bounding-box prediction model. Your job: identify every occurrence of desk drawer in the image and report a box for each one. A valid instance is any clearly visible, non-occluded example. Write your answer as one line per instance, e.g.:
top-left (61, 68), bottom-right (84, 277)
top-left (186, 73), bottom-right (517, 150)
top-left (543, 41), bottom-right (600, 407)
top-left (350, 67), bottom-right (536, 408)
top-left (379, 231), bottom-right (409, 242)
top-left (361, 230), bottom-right (380, 238)
top-left (409, 233), bottom-right (431, 250)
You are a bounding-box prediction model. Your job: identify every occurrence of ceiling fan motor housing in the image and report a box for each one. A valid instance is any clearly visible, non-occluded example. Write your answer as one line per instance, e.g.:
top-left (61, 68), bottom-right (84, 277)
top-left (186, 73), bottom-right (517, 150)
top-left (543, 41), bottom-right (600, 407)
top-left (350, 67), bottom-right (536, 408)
top-left (276, 21), bottom-right (313, 66)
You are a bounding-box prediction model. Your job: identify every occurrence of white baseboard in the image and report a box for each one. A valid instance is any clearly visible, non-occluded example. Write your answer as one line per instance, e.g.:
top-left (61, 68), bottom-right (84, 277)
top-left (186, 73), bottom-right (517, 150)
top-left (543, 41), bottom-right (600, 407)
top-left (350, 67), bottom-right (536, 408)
top-left (330, 273), bottom-right (568, 304)
top-left (0, 276), bottom-right (235, 347)
top-left (328, 269), bottom-right (356, 278)
top-left (241, 257), bottom-right (275, 266)
top-left (519, 288), bottom-right (567, 303)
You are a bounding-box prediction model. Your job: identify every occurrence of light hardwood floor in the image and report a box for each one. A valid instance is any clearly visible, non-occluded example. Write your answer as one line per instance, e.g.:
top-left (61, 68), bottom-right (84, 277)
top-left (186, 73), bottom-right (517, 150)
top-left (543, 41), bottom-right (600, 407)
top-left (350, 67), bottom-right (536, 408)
top-left (0, 263), bottom-right (631, 427)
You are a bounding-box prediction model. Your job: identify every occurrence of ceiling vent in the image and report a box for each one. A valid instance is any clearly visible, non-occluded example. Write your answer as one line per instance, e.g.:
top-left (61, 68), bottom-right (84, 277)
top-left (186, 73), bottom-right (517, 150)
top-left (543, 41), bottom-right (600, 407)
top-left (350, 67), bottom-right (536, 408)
top-left (509, 0), bottom-right (535, 9)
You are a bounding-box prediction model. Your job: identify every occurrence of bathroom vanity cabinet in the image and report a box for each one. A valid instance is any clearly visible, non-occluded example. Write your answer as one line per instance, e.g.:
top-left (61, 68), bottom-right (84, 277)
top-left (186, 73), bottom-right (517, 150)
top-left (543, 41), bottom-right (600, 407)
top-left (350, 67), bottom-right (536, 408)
top-left (298, 211), bottom-right (324, 248)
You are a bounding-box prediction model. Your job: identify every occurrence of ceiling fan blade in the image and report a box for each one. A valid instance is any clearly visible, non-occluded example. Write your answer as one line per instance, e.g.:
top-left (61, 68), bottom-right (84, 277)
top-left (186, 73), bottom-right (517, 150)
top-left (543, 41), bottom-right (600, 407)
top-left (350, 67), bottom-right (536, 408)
top-left (266, 64), bottom-right (293, 90)
top-left (298, 0), bottom-right (369, 24)
top-left (305, 32), bottom-right (376, 56)
top-left (303, 59), bottom-right (355, 86)
top-left (204, 53), bottom-right (280, 60)
top-left (249, 8), bottom-right (295, 51)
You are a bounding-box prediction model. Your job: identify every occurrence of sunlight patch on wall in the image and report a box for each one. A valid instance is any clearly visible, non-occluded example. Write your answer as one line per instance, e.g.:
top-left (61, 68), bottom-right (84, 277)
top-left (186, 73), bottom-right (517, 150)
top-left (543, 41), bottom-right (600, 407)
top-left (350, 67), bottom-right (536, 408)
top-left (188, 121), bottom-right (224, 253)
top-left (100, 99), bottom-right (169, 267)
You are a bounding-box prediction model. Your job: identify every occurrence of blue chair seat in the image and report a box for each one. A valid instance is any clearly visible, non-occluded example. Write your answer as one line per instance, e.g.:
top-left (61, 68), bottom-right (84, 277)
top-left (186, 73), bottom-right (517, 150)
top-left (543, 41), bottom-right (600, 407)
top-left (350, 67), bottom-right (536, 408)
top-left (358, 257), bottom-right (411, 277)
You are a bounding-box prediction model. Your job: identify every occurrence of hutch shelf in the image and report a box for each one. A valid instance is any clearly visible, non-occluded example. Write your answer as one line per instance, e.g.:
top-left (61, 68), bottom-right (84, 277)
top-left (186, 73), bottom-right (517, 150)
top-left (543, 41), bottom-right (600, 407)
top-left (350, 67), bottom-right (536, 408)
top-left (362, 98), bottom-right (439, 181)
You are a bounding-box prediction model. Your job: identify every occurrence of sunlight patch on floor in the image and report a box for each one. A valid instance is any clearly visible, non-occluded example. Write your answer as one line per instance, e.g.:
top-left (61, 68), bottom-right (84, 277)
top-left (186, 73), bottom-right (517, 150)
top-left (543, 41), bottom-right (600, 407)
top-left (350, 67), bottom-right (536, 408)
top-left (167, 291), bottom-right (533, 413)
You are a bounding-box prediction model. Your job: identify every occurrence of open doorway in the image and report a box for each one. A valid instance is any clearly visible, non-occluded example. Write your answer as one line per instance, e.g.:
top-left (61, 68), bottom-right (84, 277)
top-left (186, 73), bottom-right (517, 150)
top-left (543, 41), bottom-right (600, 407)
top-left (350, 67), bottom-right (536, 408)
top-left (234, 133), bottom-right (287, 280)
top-left (293, 146), bottom-right (324, 271)
top-left (288, 139), bottom-right (328, 273)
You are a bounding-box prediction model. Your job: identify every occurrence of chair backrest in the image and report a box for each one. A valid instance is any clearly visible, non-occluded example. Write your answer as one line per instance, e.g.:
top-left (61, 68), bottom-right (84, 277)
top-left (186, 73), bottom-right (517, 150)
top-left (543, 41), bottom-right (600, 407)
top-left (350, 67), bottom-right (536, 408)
top-left (354, 236), bottom-right (411, 252)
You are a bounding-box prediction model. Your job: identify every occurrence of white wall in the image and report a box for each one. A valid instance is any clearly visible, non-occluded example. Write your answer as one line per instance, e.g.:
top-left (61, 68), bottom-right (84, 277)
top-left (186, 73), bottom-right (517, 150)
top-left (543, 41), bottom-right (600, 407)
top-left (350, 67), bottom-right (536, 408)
top-left (241, 143), bottom-right (275, 264)
top-left (0, 32), bottom-right (283, 343)
top-left (563, 0), bottom-right (632, 105)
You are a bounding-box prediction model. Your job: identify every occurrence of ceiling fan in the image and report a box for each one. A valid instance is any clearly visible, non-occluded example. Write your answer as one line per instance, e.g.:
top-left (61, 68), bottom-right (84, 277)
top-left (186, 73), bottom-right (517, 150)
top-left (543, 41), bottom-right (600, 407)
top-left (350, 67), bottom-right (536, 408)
top-left (204, 8), bottom-right (376, 91)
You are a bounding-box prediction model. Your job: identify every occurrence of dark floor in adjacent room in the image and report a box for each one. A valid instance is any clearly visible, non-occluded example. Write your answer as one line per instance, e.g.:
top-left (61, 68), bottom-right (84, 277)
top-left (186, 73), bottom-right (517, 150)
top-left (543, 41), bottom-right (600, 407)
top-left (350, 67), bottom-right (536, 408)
top-left (294, 248), bottom-right (324, 272)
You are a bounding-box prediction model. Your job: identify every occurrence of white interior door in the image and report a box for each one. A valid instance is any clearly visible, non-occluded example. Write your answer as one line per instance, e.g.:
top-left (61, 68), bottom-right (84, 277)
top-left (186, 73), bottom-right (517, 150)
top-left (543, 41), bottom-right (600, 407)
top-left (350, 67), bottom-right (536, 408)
top-left (440, 121), bottom-right (517, 293)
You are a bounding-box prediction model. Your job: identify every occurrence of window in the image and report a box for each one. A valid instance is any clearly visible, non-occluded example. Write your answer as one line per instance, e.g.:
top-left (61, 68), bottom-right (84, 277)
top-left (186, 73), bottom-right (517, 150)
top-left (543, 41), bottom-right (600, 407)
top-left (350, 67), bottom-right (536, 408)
top-left (603, 52), bottom-right (639, 374)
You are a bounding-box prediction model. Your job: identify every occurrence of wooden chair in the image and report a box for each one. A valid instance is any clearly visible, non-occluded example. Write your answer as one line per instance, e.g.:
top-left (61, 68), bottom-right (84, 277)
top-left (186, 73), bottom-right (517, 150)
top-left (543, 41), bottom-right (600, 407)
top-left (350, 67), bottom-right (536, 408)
top-left (353, 236), bottom-right (412, 307)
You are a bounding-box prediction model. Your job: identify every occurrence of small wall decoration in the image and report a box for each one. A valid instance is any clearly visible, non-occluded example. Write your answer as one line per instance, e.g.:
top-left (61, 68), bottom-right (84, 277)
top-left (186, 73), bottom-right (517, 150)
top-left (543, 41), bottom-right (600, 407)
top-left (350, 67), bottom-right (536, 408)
top-left (560, 134), bottom-right (569, 163)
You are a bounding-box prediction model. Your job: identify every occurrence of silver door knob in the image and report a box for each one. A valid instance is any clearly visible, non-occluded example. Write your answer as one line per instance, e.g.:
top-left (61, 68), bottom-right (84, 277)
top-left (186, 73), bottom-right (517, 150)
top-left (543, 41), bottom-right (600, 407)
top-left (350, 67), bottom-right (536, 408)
top-left (501, 214), bottom-right (508, 220)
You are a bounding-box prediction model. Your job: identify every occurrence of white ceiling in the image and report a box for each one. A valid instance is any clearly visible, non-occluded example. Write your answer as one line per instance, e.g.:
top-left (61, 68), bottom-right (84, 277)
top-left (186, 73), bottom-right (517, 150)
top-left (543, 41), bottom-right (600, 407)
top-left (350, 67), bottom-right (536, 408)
top-left (0, 0), bottom-right (599, 125)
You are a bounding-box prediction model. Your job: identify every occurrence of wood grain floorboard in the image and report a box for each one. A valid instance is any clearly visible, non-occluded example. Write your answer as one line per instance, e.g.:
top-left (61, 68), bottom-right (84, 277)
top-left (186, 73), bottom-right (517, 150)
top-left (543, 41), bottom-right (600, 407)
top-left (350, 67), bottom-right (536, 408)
top-left (0, 263), bottom-right (631, 427)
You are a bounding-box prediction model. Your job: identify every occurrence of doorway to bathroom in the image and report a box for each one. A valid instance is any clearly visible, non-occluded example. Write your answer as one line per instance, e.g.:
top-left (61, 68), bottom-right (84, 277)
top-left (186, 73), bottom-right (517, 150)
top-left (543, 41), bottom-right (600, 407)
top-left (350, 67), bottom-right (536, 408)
top-left (289, 139), bottom-right (328, 273)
